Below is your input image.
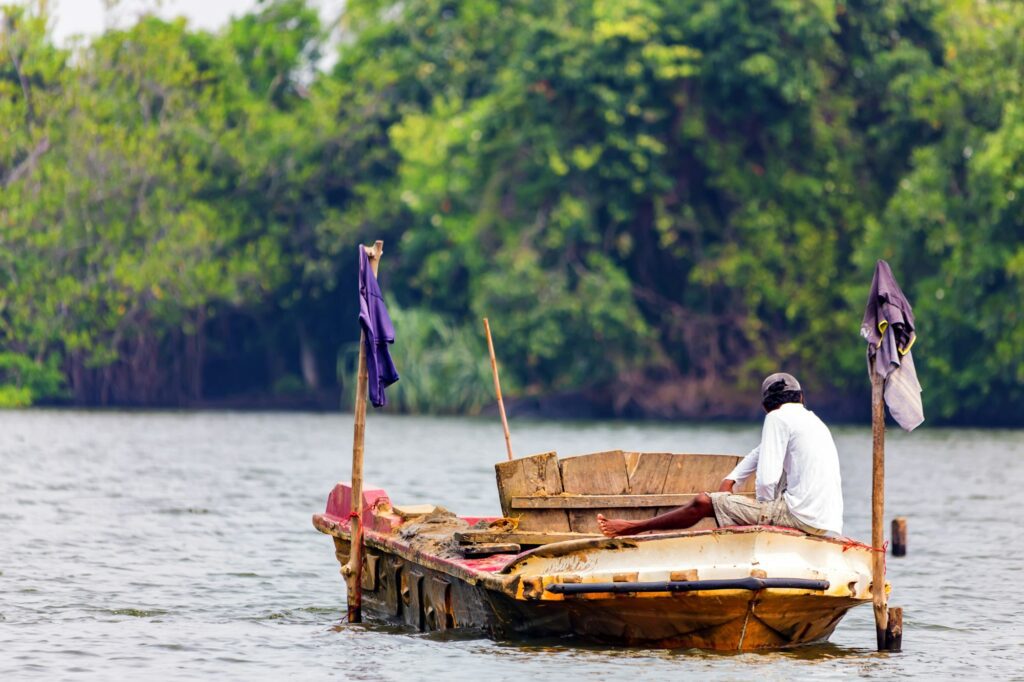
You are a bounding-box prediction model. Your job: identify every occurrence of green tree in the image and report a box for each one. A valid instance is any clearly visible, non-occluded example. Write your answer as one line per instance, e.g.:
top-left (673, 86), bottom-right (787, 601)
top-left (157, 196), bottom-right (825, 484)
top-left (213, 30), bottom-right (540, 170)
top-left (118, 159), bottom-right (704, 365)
top-left (1, 0), bottom-right (1021, 423)
top-left (863, 0), bottom-right (1024, 421)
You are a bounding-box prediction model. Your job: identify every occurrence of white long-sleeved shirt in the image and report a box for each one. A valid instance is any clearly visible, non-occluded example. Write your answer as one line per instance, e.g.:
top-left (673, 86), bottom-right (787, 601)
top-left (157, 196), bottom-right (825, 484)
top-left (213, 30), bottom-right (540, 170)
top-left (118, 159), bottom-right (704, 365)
top-left (726, 402), bottom-right (844, 535)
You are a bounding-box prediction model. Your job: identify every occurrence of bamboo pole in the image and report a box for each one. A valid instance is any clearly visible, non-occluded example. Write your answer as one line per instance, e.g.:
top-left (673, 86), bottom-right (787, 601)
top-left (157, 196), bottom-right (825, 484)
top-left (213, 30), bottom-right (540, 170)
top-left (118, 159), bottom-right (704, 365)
top-left (342, 240), bottom-right (383, 623)
top-left (483, 318), bottom-right (513, 461)
top-left (871, 370), bottom-right (888, 649)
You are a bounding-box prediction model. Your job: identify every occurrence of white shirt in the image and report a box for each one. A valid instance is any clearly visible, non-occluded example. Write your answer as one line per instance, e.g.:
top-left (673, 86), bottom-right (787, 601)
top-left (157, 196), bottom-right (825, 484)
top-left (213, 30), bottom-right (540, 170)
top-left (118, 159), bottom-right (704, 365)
top-left (726, 402), bottom-right (844, 535)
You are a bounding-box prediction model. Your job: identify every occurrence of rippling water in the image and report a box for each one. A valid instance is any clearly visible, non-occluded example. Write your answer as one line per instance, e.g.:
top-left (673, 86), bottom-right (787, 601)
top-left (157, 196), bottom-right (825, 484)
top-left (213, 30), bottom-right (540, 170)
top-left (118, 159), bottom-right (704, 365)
top-left (1, 410), bottom-right (1021, 679)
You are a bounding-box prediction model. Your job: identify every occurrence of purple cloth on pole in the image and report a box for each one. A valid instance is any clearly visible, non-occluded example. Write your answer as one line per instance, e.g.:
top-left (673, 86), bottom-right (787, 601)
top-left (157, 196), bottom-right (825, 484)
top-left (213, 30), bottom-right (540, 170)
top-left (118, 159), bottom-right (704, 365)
top-left (358, 247), bottom-right (398, 408)
top-left (860, 259), bottom-right (923, 431)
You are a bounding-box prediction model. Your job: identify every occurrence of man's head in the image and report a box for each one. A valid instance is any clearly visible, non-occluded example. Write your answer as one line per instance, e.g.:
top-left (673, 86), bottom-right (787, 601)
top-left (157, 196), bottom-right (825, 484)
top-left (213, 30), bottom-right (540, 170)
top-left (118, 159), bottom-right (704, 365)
top-left (761, 372), bottom-right (803, 412)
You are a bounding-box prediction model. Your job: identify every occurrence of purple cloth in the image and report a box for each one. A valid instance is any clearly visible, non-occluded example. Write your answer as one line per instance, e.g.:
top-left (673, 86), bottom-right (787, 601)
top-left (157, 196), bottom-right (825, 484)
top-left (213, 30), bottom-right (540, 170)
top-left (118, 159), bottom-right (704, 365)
top-left (358, 247), bottom-right (398, 407)
top-left (860, 260), bottom-right (923, 431)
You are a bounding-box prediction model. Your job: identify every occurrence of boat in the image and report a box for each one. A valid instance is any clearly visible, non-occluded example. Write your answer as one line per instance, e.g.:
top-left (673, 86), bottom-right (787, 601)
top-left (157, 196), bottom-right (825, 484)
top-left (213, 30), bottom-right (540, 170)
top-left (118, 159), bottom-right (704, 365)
top-left (313, 449), bottom-right (882, 650)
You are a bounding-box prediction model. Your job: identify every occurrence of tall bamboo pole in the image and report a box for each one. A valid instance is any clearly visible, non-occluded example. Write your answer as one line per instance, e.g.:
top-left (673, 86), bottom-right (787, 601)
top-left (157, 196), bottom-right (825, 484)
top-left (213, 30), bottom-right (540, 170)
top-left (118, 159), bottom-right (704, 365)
top-left (871, 370), bottom-right (888, 649)
top-left (342, 240), bottom-right (382, 623)
top-left (483, 318), bottom-right (513, 461)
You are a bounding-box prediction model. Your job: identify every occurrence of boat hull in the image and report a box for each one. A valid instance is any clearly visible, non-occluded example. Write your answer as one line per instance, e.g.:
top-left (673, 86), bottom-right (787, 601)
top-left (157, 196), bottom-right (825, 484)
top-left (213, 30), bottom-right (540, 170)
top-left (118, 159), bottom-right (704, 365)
top-left (320, 523), bottom-right (875, 650)
top-left (493, 590), bottom-right (860, 649)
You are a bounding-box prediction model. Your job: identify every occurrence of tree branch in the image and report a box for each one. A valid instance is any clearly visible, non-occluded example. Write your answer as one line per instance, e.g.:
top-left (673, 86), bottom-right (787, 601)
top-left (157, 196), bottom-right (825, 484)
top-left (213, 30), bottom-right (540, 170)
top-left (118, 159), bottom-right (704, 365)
top-left (2, 136), bottom-right (50, 188)
top-left (3, 13), bottom-right (36, 125)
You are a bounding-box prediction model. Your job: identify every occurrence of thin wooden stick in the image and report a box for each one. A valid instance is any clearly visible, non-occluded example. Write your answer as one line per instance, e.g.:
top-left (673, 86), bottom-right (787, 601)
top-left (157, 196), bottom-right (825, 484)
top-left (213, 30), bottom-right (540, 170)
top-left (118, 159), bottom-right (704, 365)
top-left (871, 370), bottom-right (889, 649)
top-left (483, 318), bottom-right (513, 461)
top-left (342, 240), bottom-right (382, 624)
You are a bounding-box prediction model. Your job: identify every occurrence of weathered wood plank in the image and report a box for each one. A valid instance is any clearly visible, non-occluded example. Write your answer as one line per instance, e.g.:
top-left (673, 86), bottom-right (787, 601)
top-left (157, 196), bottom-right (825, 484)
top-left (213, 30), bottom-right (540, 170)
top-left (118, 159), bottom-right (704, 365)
top-left (657, 454), bottom-right (746, 528)
top-left (493, 451), bottom-right (570, 532)
top-left (623, 451), bottom-right (641, 478)
top-left (454, 530), bottom-right (598, 546)
top-left (661, 454), bottom-right (743, 494)
top-left (459, 543), bottom-right (521, 557)
top-left (494, 450), bottom-right (558, 515)
top-left (510, 492), bottom-right (757, 509)
top-left (393, 504), bottom-right (438, 519)
top-left (626, 452), bottom-right (673, 494)
top-left (560, 450), bottom-right (630, 494)
top-left (560, 450), bottom-right (643, 532)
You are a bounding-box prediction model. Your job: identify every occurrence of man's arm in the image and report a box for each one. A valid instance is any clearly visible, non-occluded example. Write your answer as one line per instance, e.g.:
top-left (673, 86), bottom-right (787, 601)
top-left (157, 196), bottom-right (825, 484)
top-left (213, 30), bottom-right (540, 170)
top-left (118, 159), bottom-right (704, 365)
top-left (720, 446), bottom-right (760, 492)
top-left (755, 414), bottom-right (788, 501)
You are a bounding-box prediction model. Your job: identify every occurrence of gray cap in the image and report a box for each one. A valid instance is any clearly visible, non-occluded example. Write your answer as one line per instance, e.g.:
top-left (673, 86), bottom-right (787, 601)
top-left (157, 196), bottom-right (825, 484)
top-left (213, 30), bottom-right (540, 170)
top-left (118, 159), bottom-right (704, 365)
top-left (761, 372), bottom-right (801, 399)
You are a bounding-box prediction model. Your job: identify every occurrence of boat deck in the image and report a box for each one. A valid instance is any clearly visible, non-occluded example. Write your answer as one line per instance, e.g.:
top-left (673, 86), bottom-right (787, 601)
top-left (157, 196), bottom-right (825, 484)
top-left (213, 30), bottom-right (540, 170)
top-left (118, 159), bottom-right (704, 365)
top-left (313, 481), bottom-right (878, 590)
top-left (313, 483), bottom-right (519, 586)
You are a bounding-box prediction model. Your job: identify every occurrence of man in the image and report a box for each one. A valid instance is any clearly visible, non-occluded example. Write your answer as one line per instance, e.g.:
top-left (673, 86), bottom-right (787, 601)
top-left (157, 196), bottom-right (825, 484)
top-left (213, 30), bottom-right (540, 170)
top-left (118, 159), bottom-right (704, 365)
top-left (597, 373), bottom-right (843, 538)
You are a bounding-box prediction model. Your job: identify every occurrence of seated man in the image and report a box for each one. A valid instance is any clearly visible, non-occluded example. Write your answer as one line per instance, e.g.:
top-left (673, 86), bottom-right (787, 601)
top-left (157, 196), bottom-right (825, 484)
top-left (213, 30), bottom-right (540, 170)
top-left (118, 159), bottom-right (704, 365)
top-left (597, 373), bottom-right (843, 537)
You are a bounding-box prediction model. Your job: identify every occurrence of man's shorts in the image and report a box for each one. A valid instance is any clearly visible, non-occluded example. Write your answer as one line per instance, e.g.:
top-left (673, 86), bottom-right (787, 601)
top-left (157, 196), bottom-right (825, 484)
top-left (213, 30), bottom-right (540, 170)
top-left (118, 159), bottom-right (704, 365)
top-left (707, 492), bottom-right (826, 536)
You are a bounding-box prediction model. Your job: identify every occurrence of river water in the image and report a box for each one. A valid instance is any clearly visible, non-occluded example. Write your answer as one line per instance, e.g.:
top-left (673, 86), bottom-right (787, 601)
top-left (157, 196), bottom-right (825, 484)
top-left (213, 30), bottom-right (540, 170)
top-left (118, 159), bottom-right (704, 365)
top-left (0, 410), bottom-right (1021, 680)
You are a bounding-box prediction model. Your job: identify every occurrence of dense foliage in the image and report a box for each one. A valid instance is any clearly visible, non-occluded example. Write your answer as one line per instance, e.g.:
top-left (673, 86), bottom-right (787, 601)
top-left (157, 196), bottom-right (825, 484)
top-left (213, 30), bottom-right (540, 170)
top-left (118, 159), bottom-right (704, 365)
top-left (1, 0), bottom-right (1022, 422)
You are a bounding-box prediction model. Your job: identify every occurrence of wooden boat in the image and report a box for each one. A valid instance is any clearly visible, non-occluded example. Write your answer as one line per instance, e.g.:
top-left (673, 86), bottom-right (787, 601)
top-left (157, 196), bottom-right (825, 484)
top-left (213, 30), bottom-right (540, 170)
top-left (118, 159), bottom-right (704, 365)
top-left (313, 450), bottom-right (881, 650)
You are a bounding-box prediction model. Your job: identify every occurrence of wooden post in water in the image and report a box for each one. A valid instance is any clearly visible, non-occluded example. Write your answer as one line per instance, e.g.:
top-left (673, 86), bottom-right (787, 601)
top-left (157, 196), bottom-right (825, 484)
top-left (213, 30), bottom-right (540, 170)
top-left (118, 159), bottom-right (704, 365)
top-left (885, 606), bottom-right (903, 652)
top-left (891, 517), bottom-right (908, 557)
top-left (871, 370), bottom-right (889, 649)
top-left (342, 240), bottom-right (383, 623)
top-left (483, 318), bottom-right (513, 461)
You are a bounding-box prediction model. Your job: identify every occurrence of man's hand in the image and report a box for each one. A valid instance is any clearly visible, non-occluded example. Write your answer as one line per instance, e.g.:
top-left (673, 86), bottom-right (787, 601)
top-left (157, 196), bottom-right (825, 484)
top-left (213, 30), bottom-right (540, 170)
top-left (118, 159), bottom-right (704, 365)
top-left (718, 479), bottom-right (736, 493)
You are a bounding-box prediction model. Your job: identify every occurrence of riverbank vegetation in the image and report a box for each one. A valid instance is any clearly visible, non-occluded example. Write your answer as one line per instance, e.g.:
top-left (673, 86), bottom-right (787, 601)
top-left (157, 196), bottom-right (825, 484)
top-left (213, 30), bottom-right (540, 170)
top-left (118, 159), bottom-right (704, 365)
top-left (2, 0), bottom-right (1022, 423)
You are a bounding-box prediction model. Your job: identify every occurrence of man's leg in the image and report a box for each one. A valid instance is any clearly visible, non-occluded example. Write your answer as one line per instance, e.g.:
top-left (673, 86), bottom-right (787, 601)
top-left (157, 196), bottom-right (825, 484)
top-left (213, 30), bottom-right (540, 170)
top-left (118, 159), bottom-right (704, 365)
top-left (597, 493), bottom-right (715, 537)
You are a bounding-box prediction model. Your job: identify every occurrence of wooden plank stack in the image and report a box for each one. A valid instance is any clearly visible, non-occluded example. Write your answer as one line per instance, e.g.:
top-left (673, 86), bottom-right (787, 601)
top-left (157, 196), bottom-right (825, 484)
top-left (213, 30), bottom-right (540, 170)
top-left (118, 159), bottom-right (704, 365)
top-left (493, 450), bottom-right (754, 534)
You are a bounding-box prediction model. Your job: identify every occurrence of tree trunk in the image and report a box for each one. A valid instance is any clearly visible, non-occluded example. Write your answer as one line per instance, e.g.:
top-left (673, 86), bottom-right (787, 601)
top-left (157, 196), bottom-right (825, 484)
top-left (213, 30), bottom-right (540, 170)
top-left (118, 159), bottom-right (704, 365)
top-left (298, 319), bottom-right (319, 390)
top-left (184, 308), bottom-right (206, 403)
top-left (259, 315), bottom-right (284, 390)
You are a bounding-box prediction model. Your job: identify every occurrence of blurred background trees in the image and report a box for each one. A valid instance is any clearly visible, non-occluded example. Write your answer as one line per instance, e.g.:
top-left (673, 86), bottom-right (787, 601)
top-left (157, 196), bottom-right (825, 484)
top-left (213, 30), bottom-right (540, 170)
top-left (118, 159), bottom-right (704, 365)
top-left (1, 0), bottom-right (1022, 422)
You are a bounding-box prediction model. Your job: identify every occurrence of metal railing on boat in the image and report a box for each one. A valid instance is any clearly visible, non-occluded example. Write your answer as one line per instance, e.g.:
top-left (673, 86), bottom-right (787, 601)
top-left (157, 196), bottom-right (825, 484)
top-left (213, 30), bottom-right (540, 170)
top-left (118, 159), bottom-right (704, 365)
top-left (545, 577), bottom-right (830, 595)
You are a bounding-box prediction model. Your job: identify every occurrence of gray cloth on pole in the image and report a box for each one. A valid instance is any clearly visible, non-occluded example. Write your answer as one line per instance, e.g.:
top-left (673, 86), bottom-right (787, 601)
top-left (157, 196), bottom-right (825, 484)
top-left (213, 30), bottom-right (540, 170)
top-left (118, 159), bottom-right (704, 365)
top-left (860, 260), bottom-right (924, 431)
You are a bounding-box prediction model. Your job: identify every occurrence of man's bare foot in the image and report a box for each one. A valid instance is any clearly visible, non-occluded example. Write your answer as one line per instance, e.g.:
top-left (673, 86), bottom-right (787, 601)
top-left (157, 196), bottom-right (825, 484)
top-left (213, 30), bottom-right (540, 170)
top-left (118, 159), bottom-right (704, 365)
top-left (597, 513), bottom-right (637, 537)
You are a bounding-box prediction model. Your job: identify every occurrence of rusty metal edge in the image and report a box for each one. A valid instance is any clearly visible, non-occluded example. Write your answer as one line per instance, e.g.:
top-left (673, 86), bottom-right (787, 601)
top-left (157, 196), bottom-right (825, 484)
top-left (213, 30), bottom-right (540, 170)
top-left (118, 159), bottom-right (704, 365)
top-left (313, 513), bottom-right (518, 594)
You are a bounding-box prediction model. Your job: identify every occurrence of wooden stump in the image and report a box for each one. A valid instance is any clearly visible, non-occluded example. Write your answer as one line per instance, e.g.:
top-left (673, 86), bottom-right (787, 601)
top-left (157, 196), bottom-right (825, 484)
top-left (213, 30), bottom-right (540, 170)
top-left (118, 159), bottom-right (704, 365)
top-left (891, 517), bottom-right (908, 557)
top-left (884, 606), bottom-right (903, 651)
